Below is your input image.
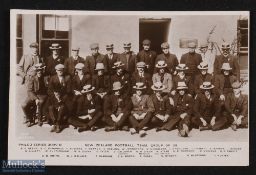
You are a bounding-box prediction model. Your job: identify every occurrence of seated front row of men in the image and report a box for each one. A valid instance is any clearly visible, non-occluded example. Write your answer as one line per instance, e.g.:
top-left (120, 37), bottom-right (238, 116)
top-left (21, 61), bottom-right (248, 137)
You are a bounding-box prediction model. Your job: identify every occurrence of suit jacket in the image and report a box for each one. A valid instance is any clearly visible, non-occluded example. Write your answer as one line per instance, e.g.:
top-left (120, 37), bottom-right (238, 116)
top-left (45, 55), bottom-right (65, 76)
top-left (152, 73), bottom-right (173, 93)
top-left (194, 73), bottom-right (214, 94)
top-left (104, 53), bottom-right (119, 75)
top-left (214, 74), bottom-right (237, 95)
top-left (131, 72), bottom-right (152, 94)
top-left (180, 52), bottom-right (202, 76)
top-left (172, 93), bottom-right (194, 116)
top-left (64, 56), bottom-right (85, 77)
top-left (131, 94), bottom-right (155, 114)
top-left (104, 94), bottom-right (132, 116)
top-left (17, 54), bottom-right (43, 78)
top-left (214, 54), bottom-right (240, 80)
top-left (118, 52), bottom-right (136, 74)
top-left (72, 74), bottom-right (91, 92)
top-left (92, 74), bottom-right (110, 92)
top-left (136, 50), bottom-right (157, 74)
top-left (155, 53), bottom-right (178, 74)
top-left (172, 75), bottom-right (193, 95)
top-left (27, 75), bottom-right (48, 101)
top-left (48, 74), bottom-right (72, 97)
top-left (194, 93), bottom-right (221, 119)
top-left (76, 94), bottom-right (102, 116)
top-left (150, 94), bottom-right (171, 115)
top-left (85, 53), bottom-right (107, 75)
top-left (225, 93), bottom-right (248, 117)
top-left (111, 73), bottom-right (131, 95)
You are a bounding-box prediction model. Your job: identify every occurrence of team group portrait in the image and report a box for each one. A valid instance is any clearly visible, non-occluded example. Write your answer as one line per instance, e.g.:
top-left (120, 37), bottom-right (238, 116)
top-left (13, 13), bottom-right (249, 140)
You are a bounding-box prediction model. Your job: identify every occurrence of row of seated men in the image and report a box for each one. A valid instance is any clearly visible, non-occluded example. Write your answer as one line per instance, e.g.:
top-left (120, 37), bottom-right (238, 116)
top-left (20, 59), bottom-right (247, 137)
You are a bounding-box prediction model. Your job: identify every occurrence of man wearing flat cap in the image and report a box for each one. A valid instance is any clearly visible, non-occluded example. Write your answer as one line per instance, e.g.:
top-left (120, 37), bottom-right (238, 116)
top-left (214, 42), bottom-right (240, 80)
top-left (85, 43), bottom-right (108, 75)
top-left (118, 42), bottom-right (136, 75)
top-left (17, 42), bottom-right (44, 84)
top-left (21, 63), bottom-right (48, 127)
top-left (180, 42), bottom-right (202, 81)
top-left (154, 42), bottom-right (178, 75)
top-left (104, 44), bottom-right (119, 75)
top-left (224, 81), bottom-right (248, 131)
top-left (131, 61), bottom-right (152, 94)
top-left (103, 81), bottom-right (133, 132)
top-left (64, 47), bottom-right (85, 77)
top-left (137, 39), bottom-right (157, 75)
top-left (45, 43), bottom-right (65, 76)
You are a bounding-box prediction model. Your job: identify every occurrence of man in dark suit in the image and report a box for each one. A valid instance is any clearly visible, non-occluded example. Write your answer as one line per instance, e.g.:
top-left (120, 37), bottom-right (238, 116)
top-left (21, 63), bottom-right (48, 127)
top-left (17, 42), bottom-right (44, 84)
top-left (64, 47), bottom-right (85, 77)
top-left (214, 42), bottom-right (240, 80)
top-left (224, 81), bottom-right (248, 131)
top-left (131, 62), bottom-right (152, 94)
top-left (103, 81), bottom-right (132, 132)
top-left (104, 44), bottom-right (119, 75)
top-left (191, 82), bottom-right (227, 131)
top-left (214, 63), bottom-right (237, 102)
top-left (85, 43), bottom-right (108, 75)
top-left (129, 82), bottom-right (155, 137)
top-left (149, 82), bottom-right (172, 129)
top-left (194, 62), bottom-right (214, 95)
top-left (45, 43), bottom-right (65, 77)
top-left (111, 61), bottom-right (131, 96)
top-left (154, 42), bottom-right (178, 74)
top-left (118, 43), bottom-right (136, 75)
top-left (136, 39), bottom-right (157, 75)
top-left (92, 63), bottom-right (110, 93)
top-left (180, 42), bottom-right (202, 80)
top-left (158, 82), bottom-right (194, 137)
top-left (68, 84), bottom-right (103, 132)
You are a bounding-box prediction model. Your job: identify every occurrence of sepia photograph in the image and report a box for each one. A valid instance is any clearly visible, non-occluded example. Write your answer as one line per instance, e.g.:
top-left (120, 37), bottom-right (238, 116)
top-left (8, 10), bottom-right (249, 166)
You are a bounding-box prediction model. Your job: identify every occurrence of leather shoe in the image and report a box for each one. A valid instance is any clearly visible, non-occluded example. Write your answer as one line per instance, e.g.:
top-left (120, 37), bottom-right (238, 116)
top-left (231, 124), bottom-right (237, 131)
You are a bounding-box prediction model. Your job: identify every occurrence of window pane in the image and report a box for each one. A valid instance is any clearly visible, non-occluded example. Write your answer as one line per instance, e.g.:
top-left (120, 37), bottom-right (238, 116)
top-left (42, 15), bottom-right (55, 38)
top-left (17, 47), bottom-right (23, 63)
top-left (16, 14), bottom-right (22, 38)
top-left (16, 39), bottom-right (23, 48)
top-left (56, 16), bottom-right (69, 39)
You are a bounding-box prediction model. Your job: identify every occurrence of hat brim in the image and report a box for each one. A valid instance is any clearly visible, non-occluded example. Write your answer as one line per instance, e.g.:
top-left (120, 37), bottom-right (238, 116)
top-left (197, 66), bottom-right (208, 70)
top-left (200, 85), bottom-right (215, 90)
top-left (34, 66), bottom-right (46, 71)
top-left (49, 46), bottom-right (62, 50)
top-left (151, 85), bottom-right (165, 91)
top-left (221, 68), bottom-right (232, 70)
top-left (112, 65), bottom-right (125, 69)
top-left (113, 86), bottom-right (123, 91)
top-left (95, 68), bottom-right (105, 71)
top-left (133, 86), bottom-right (147, 90)
top-left (81, 87), bottom-right (95, 94)
top-left (156, 64), bottom-right (167, 68)
top-left (176, 67), bottom-right (189, 70)
top-left (177, 87), bottom-right (188, 90)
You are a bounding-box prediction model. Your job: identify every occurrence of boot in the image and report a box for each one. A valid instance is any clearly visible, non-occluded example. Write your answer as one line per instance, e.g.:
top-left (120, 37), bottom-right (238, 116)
top-left (139, 130), bottom-right (147, 138)
top-left (130, 128), bottom-right (137, 135)
top-left (105, 126), bottom-right (116, 132)
top-left (55, 125), bottom-right (61, 133)
top-left (78, 125), bottom-right (89, 133)
top-left (50, 125), bottom-right (57, 132)
top-left (199, 125), bottom-right (211, 131)
top-left (231, 124), bottom-right (237, 131)
top-left (122, 126), bottom-right (129, 131)
top-left (91, 126), bottom-right (98, 131)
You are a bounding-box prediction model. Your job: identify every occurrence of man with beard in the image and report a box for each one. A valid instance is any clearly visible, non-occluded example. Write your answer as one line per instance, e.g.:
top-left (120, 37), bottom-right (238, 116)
top-left (118, 42), bottom-right (136, 75)
top-left (214, 42), bottom-right (240, 80)
top-left (104, 44), bottom-right (119, 75)
top-left (129, 82), bottom-right (155, 137)
top-left (136, 39), bottom-right (157, 75)
top-left (180, 42), bottom-right (202, 81)
top-left (192, 82), bottom-right (227, 131)
top-left (85, 43), bottom-right (108, 75)
top-left (154, 42), bottom-right (178, 74)
top-left (103, 81), bottom-right (132, 132)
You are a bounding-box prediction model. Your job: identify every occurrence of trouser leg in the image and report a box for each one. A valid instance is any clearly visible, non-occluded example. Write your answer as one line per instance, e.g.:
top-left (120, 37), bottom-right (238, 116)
top-left (137, 112), bottom-right (153, 130)
top-left (102, 115), bottom-right (116, 127)
top-left (212, 116), bottom-right (228, 131)
top-left (191, 116), bottom-right (202, 128)
top-left (21, 98), bottom-right (35, 123)
top-left (87, 111), bottom-right (103, 127)
top-left (240, 116), bottom-right (248, 128)
top-left (48, 106), bottom-right (57, 124)
top-left (150, 116), bottom-right (163, 128)
top-left (178, 116), bottom-right (191, 131)
top-left (162, 115), bottom-right (181, 131)
top-left (116, 112), bottom-right (129, 128)
top-left (56, 105), bottom-right (66, 126)
top-left (68, 117), bottom-right (89, 128)
top-left (129, 115), bottom-right (140, 129)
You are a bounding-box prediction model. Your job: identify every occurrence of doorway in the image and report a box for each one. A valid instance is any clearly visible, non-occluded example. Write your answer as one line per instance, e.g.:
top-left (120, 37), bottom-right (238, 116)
top-left (139, 18), bottom-right (171, 54)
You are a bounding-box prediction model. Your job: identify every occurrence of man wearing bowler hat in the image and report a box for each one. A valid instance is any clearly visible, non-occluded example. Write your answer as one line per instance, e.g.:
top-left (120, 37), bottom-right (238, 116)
top-left (154, 42), bottom-right (178, 74)
top-left (17, 42), bottom-right (44, 84)
top-left (224, 81), bottom-right (248, 131)
top-left (214, 42), bottom-right (240, 80)
top-left (69, 84), bottom-right (103, 132)
top-left (85, 43), bottom-right (107, 75)
top-left (118, 42), bottom-right (136, 75)
top-left (194, 62), bottom-right (214, 95)
top-left (192, 82), bottom-right (226, 131)
top-left (180, 42), bottom-right (202, 80)
top-left (21, 63), bottom-right (48, 127)
top-left (104, 44), bottom-right (119, 75)
top-left (64, 47), bottom-right (85, 77)
top-left (103, 81), bottom-right (132, 132)
top-left (158, 82), bottom-right (193, 137)
top-left (136, 39), bottom-right (157, 75)
top-left (129, 82), bottom-right (155, 137)
top-left (45, 43), bottom-right (65, 76)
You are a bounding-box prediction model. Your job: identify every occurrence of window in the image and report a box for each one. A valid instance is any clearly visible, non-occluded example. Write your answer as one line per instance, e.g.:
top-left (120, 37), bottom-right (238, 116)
top-left (39, 15), bottom-right (71, 59)
top-left (16, 14), bottom-right (23, 63)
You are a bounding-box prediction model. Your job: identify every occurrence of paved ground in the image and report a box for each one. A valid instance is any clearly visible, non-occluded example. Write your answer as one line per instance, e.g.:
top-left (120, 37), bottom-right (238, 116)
top-left (14, 78), bottom-right (248, 142)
